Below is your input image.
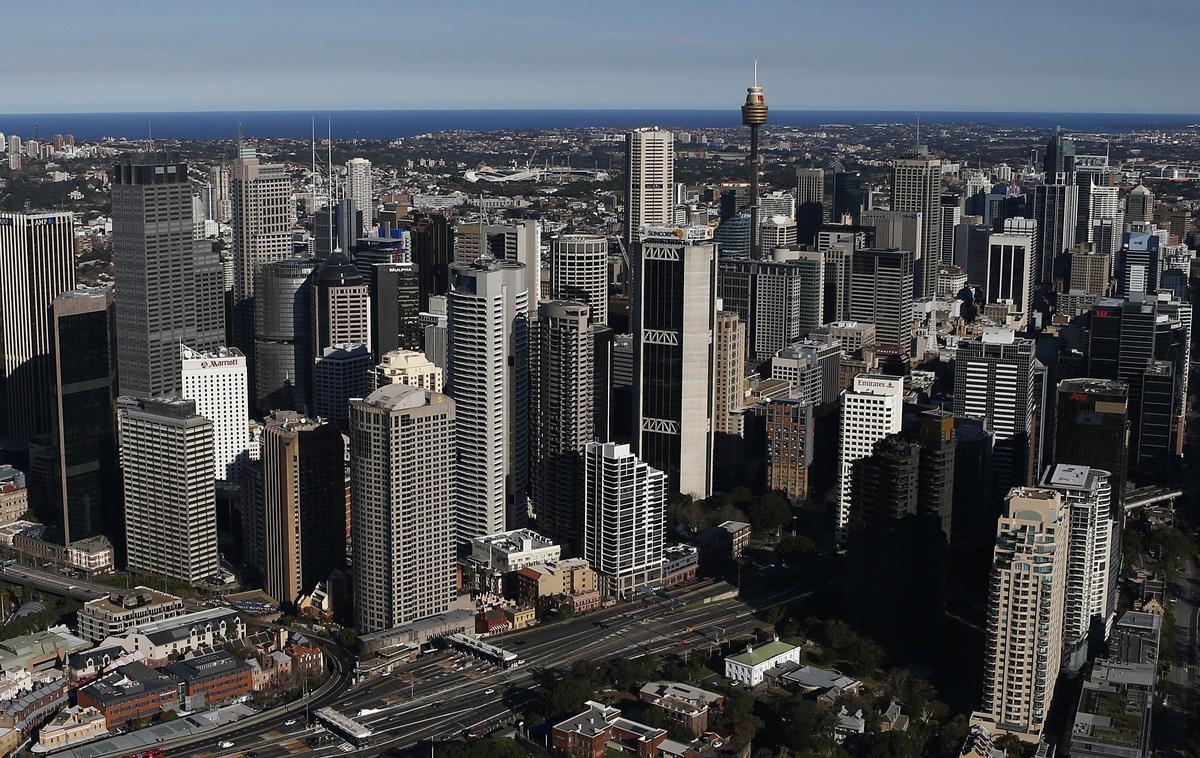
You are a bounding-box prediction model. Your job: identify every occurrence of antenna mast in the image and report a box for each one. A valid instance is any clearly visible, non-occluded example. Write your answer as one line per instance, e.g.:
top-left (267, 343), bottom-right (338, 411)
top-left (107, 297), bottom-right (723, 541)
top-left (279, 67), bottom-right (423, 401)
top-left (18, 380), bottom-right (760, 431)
top-left (327, 117), bottom-right (335, 258)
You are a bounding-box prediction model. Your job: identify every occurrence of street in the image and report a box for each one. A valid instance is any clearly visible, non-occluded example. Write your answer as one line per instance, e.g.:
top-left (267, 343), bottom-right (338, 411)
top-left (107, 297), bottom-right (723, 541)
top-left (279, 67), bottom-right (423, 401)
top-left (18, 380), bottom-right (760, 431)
top-left (1154, 556), bottom-right (1199, 758)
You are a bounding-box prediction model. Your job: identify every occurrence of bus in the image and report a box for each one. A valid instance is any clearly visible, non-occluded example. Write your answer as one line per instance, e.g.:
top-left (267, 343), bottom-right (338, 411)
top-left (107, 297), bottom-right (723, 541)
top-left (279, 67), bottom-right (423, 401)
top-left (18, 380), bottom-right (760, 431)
top-left (446, 633), bottom-right (519, 668)
top-left (314, 707), bottom-right (373, 747)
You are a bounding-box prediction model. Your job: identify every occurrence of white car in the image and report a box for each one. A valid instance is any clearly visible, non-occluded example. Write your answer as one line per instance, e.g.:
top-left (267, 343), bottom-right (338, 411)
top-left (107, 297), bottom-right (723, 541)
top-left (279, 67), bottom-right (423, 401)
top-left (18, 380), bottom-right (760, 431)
top-left (218, 740), bottom-right (234, 749)
top-left (484, 688), bottom-right (496, 695)
top-left (284, 719), bottom-right (297, 726)
top-left (517, 659), bottom-right (526, 666)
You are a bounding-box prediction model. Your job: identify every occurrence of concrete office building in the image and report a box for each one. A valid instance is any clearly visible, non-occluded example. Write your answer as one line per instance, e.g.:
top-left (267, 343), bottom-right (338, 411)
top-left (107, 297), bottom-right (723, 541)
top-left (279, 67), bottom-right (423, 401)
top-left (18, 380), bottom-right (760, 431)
top-left (350, 385), bottom-right (455, 634)
top-left (984, 230), bottom-right (1034, 324)
top-left (892, 145), bottom-right (942, 295)
top-left (583, 442), bottom-right (666, 598)
top-left (762, 397), bottom-right (814, 503)
top-left (770, 336), bottom-right (841, 406)
top-left (231, 151), bottom-right (293, 352)
top-left (712, 310), bottom-right (746, 437)
top-left (453, 220), bottom-right (541, 310)
top-left (760, 215), bottom-right (798, 249)
top-left (118, 398), bottom-right (219, 583)
top-left (972, 488), bottom-right (1067, 743)
top-left (447, 257), bottom-right (530, 540)
top-left (1070, 250), bottom-right (1112, 295)
top-left (718, 247), bottom-right (824, 360)
top-left (180, 345), bottom-right (250, 483)
top-left (531, 301), bottom-right (596, 551)
top-left (849, 248), bottom-right (913, 351)
top-left (345, 157), bottom-right (373, 227)
top-left (254, 258), bottom-right (317, 414)
top-left (1125, 184), bottom-right (1153, 225)
top-left (625, 127), bottom-right (674, 244)
top-left (953, 329), bottom-right (1041, 493)
top-left (836, 374), bottom-right (904, 538)
top-left (312, 344), bottom-right (373, 431)
top-left (311, 252), bottom-right (371, 358)
top-left (260, 412), bottom-right (346, 604)
top-left (374, 349), bottom-right (443, 392)
top-left (632, 226), bottom-right (715, 498)
top-left (1040, 464), bottom-right (1116, 670)
top-left (111, 154), bottom-right (224, 398)
top-left (0, 211), bottom-right (76, 444)
top-left (550, 234), bottom-right (609, 325)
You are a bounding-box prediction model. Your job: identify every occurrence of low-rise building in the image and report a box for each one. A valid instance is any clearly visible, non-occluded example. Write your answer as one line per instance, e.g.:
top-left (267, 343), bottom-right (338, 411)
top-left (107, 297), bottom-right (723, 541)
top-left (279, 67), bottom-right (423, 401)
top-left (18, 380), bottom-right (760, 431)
top-left (77, 587), bottom-right (186, 643)
top-left (0, 625), bottom-right (90, 673)
top-left (1068, 660), bottom-right (1155, 758)
top-left (1108, 611), bottom-right (1162, 666)
top-left (76, 663), bottom-right (180, 728)
top-left (165, 651), bottom-right (254, 709)
top-left (101, 608), bottom-right (245, 666)
top-left (66, 645), bottom-right (143, 685)
top-left (552, 700), bottom-right (670, 758)
top-left (470, 529), bottom-right (561, 573)
top-left (34, 704), bottom-right (108, 751)
top-left (835, 707), bottom-right (866, 743)
top-left (501, 605), bottom-right (536, 631)
top-left (638, 682), bottom-right (723, 736)
top-left (0, 466), bottom-right (29, 525)
top-left (724, 639), bottom-right (802, 687)
top-left (693, 521), bottom-right (751, 568)
top-left (961, 723), bottom-right (1008, 758)
top-left (0, 676), bottom-right (68, 741)
top-left (781, 665), bottom-right (863, 701)
top-left (661, 544), bottom-right (698, 588)
top-left (516, 558), bottom-right (601, 613)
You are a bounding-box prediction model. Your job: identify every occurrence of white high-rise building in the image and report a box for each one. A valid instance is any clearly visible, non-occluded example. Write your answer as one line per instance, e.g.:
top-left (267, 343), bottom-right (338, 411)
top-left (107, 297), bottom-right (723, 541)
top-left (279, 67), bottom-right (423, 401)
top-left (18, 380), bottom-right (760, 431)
top-left (984, 230), bottom-right (1035, 322)
top-left (118, 397), bottom-right (220, 583)
top-left (345, 157), bottom-right (373, 228)
top-left (1086, 185), bottom-right (1120, 243)
top-left (1040, 464), bottom-right (1116, 670)
top-left (583, 442), bottom-right (666, 598)
top-left (374, 349), bottom-right (443, 392)
top-left (625, 127), bottom-right (674, 244)
top-left (7, 136), bottom-right (21, 170)
top-left (836, 374), bottom-right (904, 538)
top-left (447, 257), bottom-right (530, 541)
top-left (0, 211), bottom-right (76, 442)
top-left (972, 487), bottom-right (1067, 743)
top-left (760, 191), bottom-right (796, 220)
top-left (452, 220), bottom-right (541, 311)
top-left (633, 226), bottom-right (715, 498)
top-left (760, 215), bottom-right (798, 249)
top-left (550, 234), bottom-right (609, 325)
top-left (180, 345), bottom-right (250, 482)
top-left (350, 384), bottom-right (455, 634)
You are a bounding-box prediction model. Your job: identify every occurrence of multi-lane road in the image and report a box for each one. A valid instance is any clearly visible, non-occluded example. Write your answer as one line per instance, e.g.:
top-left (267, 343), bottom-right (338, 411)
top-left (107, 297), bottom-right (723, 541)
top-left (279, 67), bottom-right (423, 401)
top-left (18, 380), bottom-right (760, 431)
top-left (1155, 556), bottom-right (1199, 758)
top-left (1, 563), bottom-right (111, 602)
top-left (174, 580), bottom-right (810, 757)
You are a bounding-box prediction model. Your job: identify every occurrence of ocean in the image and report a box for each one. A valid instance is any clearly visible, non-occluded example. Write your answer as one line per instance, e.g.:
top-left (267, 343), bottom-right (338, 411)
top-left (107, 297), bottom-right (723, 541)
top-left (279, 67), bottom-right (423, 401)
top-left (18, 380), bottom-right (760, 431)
top-left (0, 109), bottom-right (1197, 141)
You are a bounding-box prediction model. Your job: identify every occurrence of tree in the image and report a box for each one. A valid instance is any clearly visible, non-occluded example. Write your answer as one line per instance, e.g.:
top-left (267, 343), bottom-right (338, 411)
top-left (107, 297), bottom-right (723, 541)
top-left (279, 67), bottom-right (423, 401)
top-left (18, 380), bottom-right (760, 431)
top-left (710, 688), bottom-right (763, 744)
top-left (749, 494), bottom-right (792, 533)
top-left (771, 694), bottom-right (836, 754)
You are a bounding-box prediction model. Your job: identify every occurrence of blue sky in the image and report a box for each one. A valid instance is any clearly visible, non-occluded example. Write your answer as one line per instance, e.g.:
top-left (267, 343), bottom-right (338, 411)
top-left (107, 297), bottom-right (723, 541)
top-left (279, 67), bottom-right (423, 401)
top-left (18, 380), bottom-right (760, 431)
top-left (3, 0), bottom-right (1198, 113)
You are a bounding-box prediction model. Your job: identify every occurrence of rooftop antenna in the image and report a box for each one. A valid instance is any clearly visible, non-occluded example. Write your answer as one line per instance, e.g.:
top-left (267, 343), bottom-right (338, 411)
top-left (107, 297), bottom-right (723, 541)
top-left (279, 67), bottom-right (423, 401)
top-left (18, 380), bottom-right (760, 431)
top-left (310, 115), bottom-right (317, 212)
top-left (147, 120), bottom-right (153, 149)
top-left (327, 116), bottom-right (335, 258)
top-left (915, 113), bottom-right (921, 147)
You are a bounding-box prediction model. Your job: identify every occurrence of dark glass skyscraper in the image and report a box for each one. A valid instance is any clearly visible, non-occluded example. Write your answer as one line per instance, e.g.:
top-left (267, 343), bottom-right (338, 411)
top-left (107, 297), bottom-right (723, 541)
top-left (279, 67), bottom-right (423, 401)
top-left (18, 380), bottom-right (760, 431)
top-left (1055, 378), bottom-right (1129, 507)
top-left (409, 212), bottom-right (453, 311)
top-left (255, 258), bottom-right (317, 414)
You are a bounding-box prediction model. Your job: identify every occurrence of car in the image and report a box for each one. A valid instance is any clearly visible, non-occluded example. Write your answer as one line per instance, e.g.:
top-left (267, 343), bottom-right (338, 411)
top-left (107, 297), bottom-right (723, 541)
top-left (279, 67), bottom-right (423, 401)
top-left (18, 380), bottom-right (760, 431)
top-left (517, 659), bottom-right (526, 665)
top-left (246, 752), bottom-right (258, 757)
top-left (218, 740), bottom-right (234, 749)
top-left (484, 688), bottom-right (496, 695)
top-left (284, 719), bottom-right (297, 726)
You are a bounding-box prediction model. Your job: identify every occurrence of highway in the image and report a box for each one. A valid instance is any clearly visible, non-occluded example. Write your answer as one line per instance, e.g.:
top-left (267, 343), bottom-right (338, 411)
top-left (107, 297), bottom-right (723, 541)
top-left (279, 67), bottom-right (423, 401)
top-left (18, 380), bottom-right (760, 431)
top-left (173, 580), bottom-right (810, 757)
top-left (1155, 556), bottom-right (1199, 758)
top-left (0, 563), bottom-right (111, 602)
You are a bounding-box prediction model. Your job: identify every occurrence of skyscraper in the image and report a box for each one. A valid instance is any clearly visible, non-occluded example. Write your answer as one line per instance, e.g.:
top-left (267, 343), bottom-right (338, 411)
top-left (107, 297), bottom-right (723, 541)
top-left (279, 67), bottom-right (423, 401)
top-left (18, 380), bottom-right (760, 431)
top-left (530, 300), bottom-right (597, 552)
top-left (374, 349), bottom-right (443, 392)
top-left (37, 288), bottom-right (119, 548)
top-left (625, 127), bottom-right (674, 244)
top-left (368, 261), bottom-right (421, 355)
top-left (206, 164), bottom-right (231, 223)
top-left (260, 411), bottom-right (346, 604)
top-left (408, 212), bottom-right (453, 311)
top-left (712, 310), bottom-right (746, 436)
top-left (583, 442), bottom-right (666, 598)
top-left (447, 256), bottom-right (530, 540)
top-left (311, 252), bottom-right (372, 357)
top-left (344, 157), bottom-right (373, 227)
top-left (1054, 378), bottom-right (1129, 508)
top-left (940, 193), bottom-right (962, 266)
top-left (795, 167), bottom-right (824, 244)
top-left (550, 234), bottom-right (609, 325)
top-left (1125, 184), bottom-right (1153, 225)
top-left (973, 487), bottom-right (1067, 742)
top-left (1030, 183), bottom-right (1078, 285)
top-left (180, 345), bottom-right (250, 483)
top-left (1043, 127), bottom-right (1077, 183)
top-left (984, 229), bottom-right (1035, 323)
top-left (350, 385), bottom-right (455, 634)
top-left (953, 329), bottom-right (1041, 493)
top-left (312, 344), bottom-right (373, 432)
top-left (0, 211), bottom-right (76, 443)
top-left (632, 226), bottom-right (715, 498)
top-left (741, 74), bottom-right (768, 258)
top-left (763, 397), bottom-right (814, 503)
top-left (111, 154), bottom-right (225, 398)
top-left (254, 258), bottom-right (317, 414)
top-left (718, 248), bottom-right (824, 360)
top-left (453, 220), bottom-right (541, 310)
top-left (1040, 464), bottom-right (1115, 670)
top-left (849, 248), bottom-right (913, 351)
top-left (1117, 231), bottom-right (1160, 298)
top-left (892, 145), bottom-right (942, 295)
top-left (231, 151), bottom-right (293, 353)
top-left (118, 397), bottom-right (220, 583)
top-left (7, 135), bottom-right (21, 170)
top-left (836, 374), bottom-right (904, 538)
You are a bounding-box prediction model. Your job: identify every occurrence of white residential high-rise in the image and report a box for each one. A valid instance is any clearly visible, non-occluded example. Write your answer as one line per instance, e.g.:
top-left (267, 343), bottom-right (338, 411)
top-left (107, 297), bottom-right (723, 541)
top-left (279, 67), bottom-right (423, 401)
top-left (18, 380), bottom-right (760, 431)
top-left (583, 442), bottom-right (666, 598)
top-left (0, 211), bottom-right (76, 442)
top-left (7, 136), bottom-right (21, 170)
top-left (633, 226), bottom-right (715, 498)
top-left (447, 257), bottom-right (530, 541)
top-left (973, 487), bottom-right (1067, 743)
top-left (118, 397), bottom-right (220, 583)
top-left (892, 145), bottom-right (942, 295)
top-left (345, 157), bottom-right (373, 227)
top-left (374, 349), bottom-right (443, 392)
top-left (760, 215), bottom-right (798, 249)
top-left (350, 384), bottom-right (455, 634)
top-left (180, 345), bottom-right (250, 482)
top-left (231, 151), bottom-right (294, 351)
top-left (625, 127), bottom-right (674, 244)
top-left (550, 234), bottom-right (609, 325)
top-left (760, 191), bottom-right (796, 220)
top-left (1040, 464), bottom-right (1116, 670)
top-left (1086, 184), bottom-right (1120, 243)
top-left (836, 374), bottom-right (904, 538)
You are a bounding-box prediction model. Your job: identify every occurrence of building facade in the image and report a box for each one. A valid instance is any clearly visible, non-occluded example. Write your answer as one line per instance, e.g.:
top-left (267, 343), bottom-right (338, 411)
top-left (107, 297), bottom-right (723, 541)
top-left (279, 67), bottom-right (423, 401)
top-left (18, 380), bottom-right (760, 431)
top-left (583, 442), bottom-right (666, 598)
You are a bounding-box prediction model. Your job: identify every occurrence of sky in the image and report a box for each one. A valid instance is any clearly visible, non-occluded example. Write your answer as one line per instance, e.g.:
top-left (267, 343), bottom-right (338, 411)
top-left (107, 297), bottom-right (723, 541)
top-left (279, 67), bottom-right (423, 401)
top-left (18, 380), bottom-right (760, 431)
top-left (3, 0), bottom-right (1199, 114)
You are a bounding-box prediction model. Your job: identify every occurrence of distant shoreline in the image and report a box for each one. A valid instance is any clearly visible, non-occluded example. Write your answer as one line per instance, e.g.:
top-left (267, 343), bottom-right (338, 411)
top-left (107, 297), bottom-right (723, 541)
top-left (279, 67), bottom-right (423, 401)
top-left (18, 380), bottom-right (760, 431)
top-left (1, 109), bottom-right (1197, 141)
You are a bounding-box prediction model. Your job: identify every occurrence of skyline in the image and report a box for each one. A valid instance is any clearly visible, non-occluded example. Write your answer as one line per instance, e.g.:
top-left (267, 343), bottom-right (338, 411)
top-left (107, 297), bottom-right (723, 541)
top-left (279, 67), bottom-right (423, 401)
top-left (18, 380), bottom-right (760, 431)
top-left (4, 0), bottom-right (1200, 114)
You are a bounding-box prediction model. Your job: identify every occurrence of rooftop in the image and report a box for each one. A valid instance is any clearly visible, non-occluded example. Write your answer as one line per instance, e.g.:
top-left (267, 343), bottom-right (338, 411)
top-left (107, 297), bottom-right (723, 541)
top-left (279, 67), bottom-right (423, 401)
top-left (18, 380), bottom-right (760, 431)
top-left (164, 651), bottom-right (249, 681)
top-left (81, 662), bottom-right (178, 704)
top-left (727, 639), bottom-right (797, 668)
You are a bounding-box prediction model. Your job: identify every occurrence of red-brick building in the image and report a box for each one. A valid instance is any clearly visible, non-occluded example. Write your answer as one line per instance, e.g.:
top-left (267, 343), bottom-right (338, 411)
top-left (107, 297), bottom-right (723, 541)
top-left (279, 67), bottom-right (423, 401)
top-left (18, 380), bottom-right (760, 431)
top-left (164, 651), bottom-right (253, 709)
top-left (76, 662), bottom-right (180, 728)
